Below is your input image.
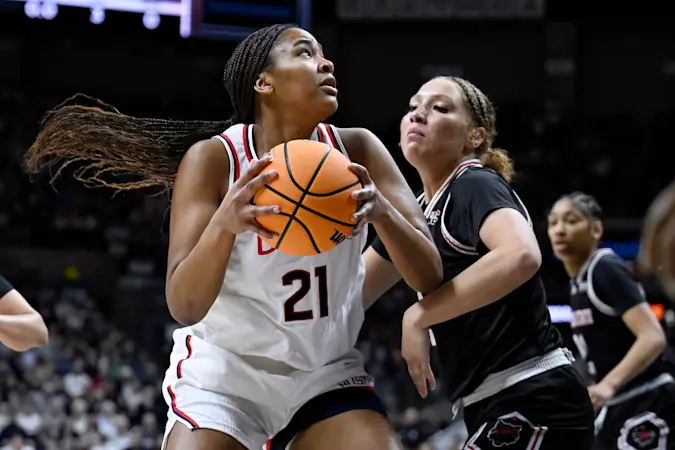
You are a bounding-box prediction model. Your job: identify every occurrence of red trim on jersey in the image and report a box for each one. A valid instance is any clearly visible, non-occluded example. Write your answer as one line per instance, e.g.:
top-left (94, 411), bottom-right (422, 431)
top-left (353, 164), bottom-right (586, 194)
top-left (423, 159), bottom-right (482, 217)
top-left (265, 440), bottom-right (272, 450)
top-left (221, 133), bottom-right (240, 181)
top-left (315, 126), bottom-right (325, 143)
top-left (323, 124), bottom-right (339, 150)
top-left (242, 124), bottom-right (256, 162)
top-left (176, 335), bottom-right (193, 378)
top-left (257, 236), bottom-right (276, 255)
top-left (167, 385), bottom-right (200, 428)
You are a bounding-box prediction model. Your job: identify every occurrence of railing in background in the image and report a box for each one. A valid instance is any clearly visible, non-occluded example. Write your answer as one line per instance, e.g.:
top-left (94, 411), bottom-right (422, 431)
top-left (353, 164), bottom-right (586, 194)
top-left (336, 0), bottom-right (544, 20)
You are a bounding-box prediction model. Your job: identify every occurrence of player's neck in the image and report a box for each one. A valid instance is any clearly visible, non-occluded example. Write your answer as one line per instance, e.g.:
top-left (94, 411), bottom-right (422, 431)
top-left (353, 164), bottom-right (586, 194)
top-left (254, 111), bottom-right (318, 158)
top-left (420, 156), bottom-right (474, 203)
top-left (562, 248), bottom-right (595, 278)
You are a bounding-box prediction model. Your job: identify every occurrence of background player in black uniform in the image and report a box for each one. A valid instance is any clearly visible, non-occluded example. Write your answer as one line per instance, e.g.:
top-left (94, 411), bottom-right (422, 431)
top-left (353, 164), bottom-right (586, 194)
top-left (641, 180), bottom-right (675, 302)
top-left (547, 191), bottom-right (675, 450)
top-left (0, 273), bottom-right (49, 351)
top-left (366, 76), bottom-right (594, 449)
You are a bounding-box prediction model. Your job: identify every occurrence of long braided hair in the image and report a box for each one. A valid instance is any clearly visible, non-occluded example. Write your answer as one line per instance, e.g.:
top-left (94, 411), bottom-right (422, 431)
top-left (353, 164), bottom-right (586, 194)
top-left (25, 24), bottom-right (293, 191)
top-left (442, 76), bottom-right (515, 183)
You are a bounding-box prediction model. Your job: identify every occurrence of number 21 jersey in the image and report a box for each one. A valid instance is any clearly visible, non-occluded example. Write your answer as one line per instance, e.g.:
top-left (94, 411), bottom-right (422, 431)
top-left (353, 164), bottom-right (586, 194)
top-left (186, 123), bottom-right (368, 372)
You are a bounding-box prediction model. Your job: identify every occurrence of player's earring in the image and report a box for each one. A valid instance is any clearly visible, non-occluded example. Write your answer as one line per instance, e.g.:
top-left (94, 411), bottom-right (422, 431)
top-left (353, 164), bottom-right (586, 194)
top-left (397, 142), bottom-right (401, 148)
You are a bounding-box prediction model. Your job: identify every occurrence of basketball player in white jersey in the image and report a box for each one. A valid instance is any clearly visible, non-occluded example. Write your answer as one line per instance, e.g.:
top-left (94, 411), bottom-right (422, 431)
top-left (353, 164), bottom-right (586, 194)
top-left (24, 25), bottom-right (442, 450)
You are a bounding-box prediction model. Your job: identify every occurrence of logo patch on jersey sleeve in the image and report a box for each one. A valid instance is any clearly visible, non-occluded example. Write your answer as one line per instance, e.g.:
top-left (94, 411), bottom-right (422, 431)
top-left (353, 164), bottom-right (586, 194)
top-left (618, 412), bottom-right (669, 450)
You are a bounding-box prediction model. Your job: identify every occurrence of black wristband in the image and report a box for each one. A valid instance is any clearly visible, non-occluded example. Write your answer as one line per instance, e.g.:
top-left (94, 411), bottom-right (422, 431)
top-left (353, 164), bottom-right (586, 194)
top-left (0, 274), bottom-right (13, 298)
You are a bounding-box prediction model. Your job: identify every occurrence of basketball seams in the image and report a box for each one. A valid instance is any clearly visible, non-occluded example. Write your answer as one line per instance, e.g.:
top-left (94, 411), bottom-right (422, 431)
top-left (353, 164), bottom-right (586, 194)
top-left (282, 141), bottom-right (360, 197)
top-left (284, 143), bottom-right (308, 194)
top-left (275, 142), bottom-right (333, 251)
top-left (303, 180), bottom-right (362, 197)
top-left (274, 212), bottom-right (322, 254)
top-left (263, 184), bottom-right (356, 228)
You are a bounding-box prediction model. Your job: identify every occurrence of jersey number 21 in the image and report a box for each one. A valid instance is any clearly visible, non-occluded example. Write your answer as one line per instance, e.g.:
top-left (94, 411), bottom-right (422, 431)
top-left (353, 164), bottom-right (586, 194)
top-left (283, 266), bottom-right (329, 322)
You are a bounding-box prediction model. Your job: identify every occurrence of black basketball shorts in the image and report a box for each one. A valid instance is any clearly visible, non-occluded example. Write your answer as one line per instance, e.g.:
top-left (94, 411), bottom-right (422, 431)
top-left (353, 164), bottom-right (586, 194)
top-left (462, 365), bottom-right (595, 449)
top-left (595, 381), bottom-right (675, 450)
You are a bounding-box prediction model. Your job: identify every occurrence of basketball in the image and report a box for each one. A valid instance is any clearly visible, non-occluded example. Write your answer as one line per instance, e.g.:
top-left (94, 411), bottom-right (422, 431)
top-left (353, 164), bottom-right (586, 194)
top-left (252, 140), bottom-right (362, 256)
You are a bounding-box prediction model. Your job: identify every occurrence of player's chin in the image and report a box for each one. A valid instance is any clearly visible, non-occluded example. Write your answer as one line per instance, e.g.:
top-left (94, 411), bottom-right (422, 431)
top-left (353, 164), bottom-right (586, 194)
top-left (315, 95), bottom-right (338, 118)
top-left (400, 143), bottom-right (428, 168)
top-left (552, 247), bottom-right (575, 261)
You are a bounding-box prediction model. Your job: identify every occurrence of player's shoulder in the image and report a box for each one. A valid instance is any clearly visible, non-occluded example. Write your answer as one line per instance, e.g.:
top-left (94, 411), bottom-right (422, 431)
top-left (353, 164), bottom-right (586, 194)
top-left (333, 127), bottom-right (374, 150)
top-left (177, 138), bottom-right (230, 190)
top-left (591, 249), bottom-right (632, 278)
top-left (220, 122), bottom-right (246, 138)
top-left (453, 166), bottom-right (509, 192)
top-left (332, 127), bottom-right (384, 165)
top-left (184, 138), bottom-right (229, 165)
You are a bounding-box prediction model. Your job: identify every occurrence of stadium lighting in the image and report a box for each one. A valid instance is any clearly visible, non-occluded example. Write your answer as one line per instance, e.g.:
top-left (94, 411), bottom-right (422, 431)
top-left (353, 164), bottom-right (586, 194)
top-left (41, 1), bottom-right (59, 19)
top-left (142, 9), bottom-right (160, 29)
top-left (24, 0), bottom-right (40, 18)
top-left (90, 5), bottom-right (105, 23)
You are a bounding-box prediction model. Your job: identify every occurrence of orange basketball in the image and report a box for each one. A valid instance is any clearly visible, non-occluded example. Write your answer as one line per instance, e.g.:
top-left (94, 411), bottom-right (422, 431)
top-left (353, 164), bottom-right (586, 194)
top-left (252, 140), bottom-right (362, 256)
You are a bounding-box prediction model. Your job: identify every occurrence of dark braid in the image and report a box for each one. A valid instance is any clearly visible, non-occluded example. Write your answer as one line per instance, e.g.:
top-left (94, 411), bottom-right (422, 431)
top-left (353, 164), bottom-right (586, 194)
top-left (439, 76), bottom-right (514, 183)
top-left (25, 24), bottom-right (293, 191)
top-left (561, 191), bottom-right (603, 221)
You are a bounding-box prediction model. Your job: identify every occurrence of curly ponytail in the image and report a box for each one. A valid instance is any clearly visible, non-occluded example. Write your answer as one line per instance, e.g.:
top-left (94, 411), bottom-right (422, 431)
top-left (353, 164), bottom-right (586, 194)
top-left (480, 147), bottom-right (514, 183)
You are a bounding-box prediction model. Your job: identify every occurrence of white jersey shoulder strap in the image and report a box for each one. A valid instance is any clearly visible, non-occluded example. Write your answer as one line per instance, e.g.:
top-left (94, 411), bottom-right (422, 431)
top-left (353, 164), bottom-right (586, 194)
top-left (585, 248), bottom-right (620, 317)
top-left (214, 123), bottom-right (346, 185)
top-left (213, 123), bottom-right (247, 185)
top-left (316, 123), bottom-right (349, 158)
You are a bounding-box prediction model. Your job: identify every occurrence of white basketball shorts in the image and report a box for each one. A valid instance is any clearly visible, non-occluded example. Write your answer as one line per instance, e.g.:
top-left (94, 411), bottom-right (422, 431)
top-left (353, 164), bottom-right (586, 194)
top-left (160, 329), bottom-right (377, 450)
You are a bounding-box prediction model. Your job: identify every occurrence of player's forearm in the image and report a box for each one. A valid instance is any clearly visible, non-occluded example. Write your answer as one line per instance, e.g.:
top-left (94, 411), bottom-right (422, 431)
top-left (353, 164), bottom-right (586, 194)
top-left (407, 245), bottom-right (539, 328)
top-left (372, 200), bottom-right (442, 294)
top-left (601, 332), bottom-right (666, 391)
top-left (0, 312), bottom-right (48, 351)
top-left (166, 221), bottom-right (236, 326)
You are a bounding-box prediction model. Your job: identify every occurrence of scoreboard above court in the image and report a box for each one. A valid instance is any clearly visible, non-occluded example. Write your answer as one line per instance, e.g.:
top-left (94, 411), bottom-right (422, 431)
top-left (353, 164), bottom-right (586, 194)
top-left (4, 0), bottom-right (311, 41)
top-left (186, 0), bottom-right (312, 40)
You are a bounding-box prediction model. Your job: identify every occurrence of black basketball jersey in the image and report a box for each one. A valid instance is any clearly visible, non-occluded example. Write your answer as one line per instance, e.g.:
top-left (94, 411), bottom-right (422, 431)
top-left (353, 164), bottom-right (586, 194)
top-left (569, 248), bottom-right (669, 392)
top-left (371, 160), bottom-right (561, 402)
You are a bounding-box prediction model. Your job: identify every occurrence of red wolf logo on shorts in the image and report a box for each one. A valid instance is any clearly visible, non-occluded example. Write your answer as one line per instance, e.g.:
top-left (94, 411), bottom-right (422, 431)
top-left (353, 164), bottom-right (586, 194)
top-left (487, 418), bottom-right (523, 447)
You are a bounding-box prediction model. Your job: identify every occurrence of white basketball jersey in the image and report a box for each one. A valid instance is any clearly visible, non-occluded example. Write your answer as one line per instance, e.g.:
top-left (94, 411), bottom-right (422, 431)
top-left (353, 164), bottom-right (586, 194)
top-left (185, 123), bottom-right (367, 372)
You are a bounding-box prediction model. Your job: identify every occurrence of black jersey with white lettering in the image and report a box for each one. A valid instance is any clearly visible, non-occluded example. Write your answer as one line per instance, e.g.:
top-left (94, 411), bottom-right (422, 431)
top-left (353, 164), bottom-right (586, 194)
top-left (371, 160), bottom-right (561, 402)
top-left (569, 248), bottom-right (670, 392)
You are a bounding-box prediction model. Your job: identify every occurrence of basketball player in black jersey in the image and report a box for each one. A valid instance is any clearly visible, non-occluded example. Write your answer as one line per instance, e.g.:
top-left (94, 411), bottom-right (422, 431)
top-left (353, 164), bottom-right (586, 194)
top-left (0, 273), bottom-right (48, 351)
top-left (547, 191), bottom-right (675, 450)
top-left (366, 76), bottom-right (595, 448)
